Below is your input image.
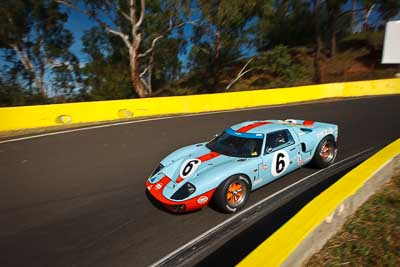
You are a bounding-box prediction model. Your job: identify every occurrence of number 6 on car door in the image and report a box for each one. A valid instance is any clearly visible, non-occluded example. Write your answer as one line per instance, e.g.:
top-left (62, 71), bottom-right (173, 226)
top-left (271, 150), bottom-right (290, 177)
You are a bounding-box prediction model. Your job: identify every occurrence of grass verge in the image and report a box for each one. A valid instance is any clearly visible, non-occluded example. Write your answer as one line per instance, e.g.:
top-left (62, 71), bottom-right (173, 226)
top-left (305, 173), bottom-right (400, 267)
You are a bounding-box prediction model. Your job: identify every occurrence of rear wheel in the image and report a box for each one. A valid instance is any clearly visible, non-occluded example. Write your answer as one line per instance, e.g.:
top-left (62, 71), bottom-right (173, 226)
top-left (214, 175), bottom-right (250, 213)
top-left (312, 136), bottom-right (337, 168)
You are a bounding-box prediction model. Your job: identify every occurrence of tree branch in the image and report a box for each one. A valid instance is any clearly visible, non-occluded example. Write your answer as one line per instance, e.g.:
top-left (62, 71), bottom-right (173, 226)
top-left (338, 7), bottom-right (370, 19)
top-left (135, 0), bottom-right (145, 30)
top-left (226, 58), bottom-right (254, 91)
top-left (104, 0), bottom-right (131, 22)
top-left (140, 66), bottom-right (149, 77)
top-left (138, 21), bottom-right (197, 59)
top-left (138, 35), bottom-right (163, 58)
top-left (55, 0), bottom-right (131, 50)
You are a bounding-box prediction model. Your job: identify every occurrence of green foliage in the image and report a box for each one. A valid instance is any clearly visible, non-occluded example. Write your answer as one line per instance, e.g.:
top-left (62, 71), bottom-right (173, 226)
top-left (80, 27), bottom-right (133, 100)
top-left (255, 45), bottom-right (305, 82)
top-left (340, 32), bottom-right (385, 51)
top-left (257, 0), bottom-right (315, 49)
top-left (0, 78), bottom-right (49, 107)
top-left (187, 0), bottom-right (260, 92)
top-left (0, 0), bottom-right (78, 97)
top-left (306, 174), bottom-right (400, 266)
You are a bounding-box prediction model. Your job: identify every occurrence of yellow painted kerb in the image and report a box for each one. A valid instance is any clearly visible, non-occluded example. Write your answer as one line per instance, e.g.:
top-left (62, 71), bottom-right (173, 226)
top-left (237, 138), bottom-right (400, 267)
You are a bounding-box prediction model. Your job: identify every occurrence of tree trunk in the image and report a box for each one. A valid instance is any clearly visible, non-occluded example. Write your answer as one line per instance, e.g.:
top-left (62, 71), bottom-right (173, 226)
top-left (130, 38), bottom-right (148, 98)
top-left (330, 13), bottom-right (337, 58)
top-left (147, 52), bottom-right (154, 94)
top-left (11, 44), bottom-right (47, 96)
top-left (212, 30), bottom-right (221, 89)
top-left (38, 63), bottom-right (46, 97)
top-left (313, 0), bottom-right (322, 84)
top-left (351, 0), bottom-right (356, 33)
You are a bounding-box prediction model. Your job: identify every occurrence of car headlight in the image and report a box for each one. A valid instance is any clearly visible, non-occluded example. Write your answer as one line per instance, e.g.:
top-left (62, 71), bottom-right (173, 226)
top-left (171, 182), bottom-right (196, 200)
top-left (151, 163), bottom-right (164, 177)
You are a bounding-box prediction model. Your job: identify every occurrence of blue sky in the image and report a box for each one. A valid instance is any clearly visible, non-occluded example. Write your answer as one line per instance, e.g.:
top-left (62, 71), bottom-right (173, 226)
top-left (63, 8), bottom-right (96, 64)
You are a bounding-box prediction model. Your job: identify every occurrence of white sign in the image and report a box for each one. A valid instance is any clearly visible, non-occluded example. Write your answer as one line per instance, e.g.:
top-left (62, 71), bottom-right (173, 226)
top-left (382, 21), bottom-right (400, 64)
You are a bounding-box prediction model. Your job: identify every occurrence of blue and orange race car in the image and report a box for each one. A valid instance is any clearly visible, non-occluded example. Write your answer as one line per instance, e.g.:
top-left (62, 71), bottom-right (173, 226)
top-left (146, 119), bottom-right (338, 213)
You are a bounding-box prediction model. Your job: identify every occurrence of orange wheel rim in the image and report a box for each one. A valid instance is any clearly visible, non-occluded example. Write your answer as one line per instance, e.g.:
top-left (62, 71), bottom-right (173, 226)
top-left (226, 182), bottom-right (244, 204)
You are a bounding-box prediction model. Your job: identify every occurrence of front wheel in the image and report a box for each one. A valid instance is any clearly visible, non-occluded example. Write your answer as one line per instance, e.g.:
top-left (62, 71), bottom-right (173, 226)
top-left (312, 136), bottom-right (337, 168)
top-left (214, 175), bottom-right (250, 213)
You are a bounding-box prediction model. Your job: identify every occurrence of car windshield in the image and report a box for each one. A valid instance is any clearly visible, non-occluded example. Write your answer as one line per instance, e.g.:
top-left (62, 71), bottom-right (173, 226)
top-left (206, 132), bottom-right (263, 158)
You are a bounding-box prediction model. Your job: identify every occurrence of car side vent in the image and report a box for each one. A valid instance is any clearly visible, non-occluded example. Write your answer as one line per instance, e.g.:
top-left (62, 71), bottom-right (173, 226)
top-left (300, 128), bottom-right (313, 134)
top-left (237, 158), bottom-right (247, 162)
top-left (196, 144), bottom-right (203, 147)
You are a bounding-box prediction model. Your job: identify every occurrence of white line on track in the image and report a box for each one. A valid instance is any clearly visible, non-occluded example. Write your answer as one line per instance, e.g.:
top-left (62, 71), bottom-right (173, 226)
top-left (149, 147), bottom-right (375, 267)
top-left (0, 96), bottom-right (371, 144)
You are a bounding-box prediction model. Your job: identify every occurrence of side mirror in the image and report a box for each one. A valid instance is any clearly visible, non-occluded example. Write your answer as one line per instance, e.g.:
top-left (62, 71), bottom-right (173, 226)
top-left (266, 147), bottom-right (273, 154)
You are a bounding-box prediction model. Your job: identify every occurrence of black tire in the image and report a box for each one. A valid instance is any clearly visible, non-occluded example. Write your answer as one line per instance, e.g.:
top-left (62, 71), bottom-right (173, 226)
top-left (312, 136), bottom-right (337, 168)
top-left (214, 175), bottom-right (250, 213)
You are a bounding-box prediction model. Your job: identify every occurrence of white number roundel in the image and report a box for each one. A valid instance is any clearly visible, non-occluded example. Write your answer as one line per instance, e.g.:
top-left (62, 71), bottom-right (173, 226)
top-left (180, 159), bottom-right (201, 179)
top-left (271, 150), bottom-right (290, 177)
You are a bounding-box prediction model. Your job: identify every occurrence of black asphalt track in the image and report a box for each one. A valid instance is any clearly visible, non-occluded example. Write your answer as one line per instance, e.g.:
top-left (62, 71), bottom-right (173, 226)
top-left (0, 95), bottom-right (399, 267)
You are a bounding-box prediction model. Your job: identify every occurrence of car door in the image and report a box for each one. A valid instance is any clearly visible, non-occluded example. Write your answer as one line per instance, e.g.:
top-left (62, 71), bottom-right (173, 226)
top-left (258, 129), bottom-right (300, 185)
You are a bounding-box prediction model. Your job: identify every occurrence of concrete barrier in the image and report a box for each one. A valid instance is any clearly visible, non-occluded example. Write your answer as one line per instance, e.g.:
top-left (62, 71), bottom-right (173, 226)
top-left (0, 78), bottom-right (399, 132)
top-left (237, 138), bottom-right (400, 267)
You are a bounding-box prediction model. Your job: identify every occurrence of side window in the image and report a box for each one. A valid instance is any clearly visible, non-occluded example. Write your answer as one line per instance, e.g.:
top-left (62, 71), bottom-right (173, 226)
top-left (264, 130), bottom-right (295, 154)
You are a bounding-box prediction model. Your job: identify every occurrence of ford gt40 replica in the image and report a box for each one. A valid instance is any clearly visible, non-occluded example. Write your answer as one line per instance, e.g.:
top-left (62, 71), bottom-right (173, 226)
top-left (146, 119), bottom-right (338, 213)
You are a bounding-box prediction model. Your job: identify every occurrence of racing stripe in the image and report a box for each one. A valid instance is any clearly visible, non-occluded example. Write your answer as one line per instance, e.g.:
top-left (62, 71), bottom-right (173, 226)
top-left (176, 151), bottom-right (220, 183)
top-left (197, 151), bottom-right (220, 162)
top-left (303, 120), bottom-right (315, 126)
top-left (237, 121), bottom-right (271, 132)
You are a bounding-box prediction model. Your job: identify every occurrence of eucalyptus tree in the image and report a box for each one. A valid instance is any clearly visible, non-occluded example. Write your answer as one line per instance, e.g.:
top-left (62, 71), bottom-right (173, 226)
top-left (56, 0), bottom-right (192, 97)
top-left (0, 0), bottom-right (77, 97)
top-left (188, 0), bottom-right (261, 92)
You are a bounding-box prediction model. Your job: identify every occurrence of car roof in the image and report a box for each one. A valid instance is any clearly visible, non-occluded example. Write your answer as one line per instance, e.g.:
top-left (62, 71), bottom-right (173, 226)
top-left (230, 120), bottom-right (290, 134)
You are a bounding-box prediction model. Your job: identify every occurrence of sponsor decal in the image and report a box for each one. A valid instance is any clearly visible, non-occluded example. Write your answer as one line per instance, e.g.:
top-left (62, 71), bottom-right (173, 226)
top-left (262, 164), bottom-right (268, 170)
top-left (197, 196), bottom-right (209, 204)
top-left (296, 154), bottom-right (304, 166)
top-left (155, 183), bottom-right (163, 190)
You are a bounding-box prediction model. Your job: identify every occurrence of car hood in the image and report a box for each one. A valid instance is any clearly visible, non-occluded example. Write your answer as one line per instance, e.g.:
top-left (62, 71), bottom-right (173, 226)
top-left (150, 143), bottom-right (238, 188)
